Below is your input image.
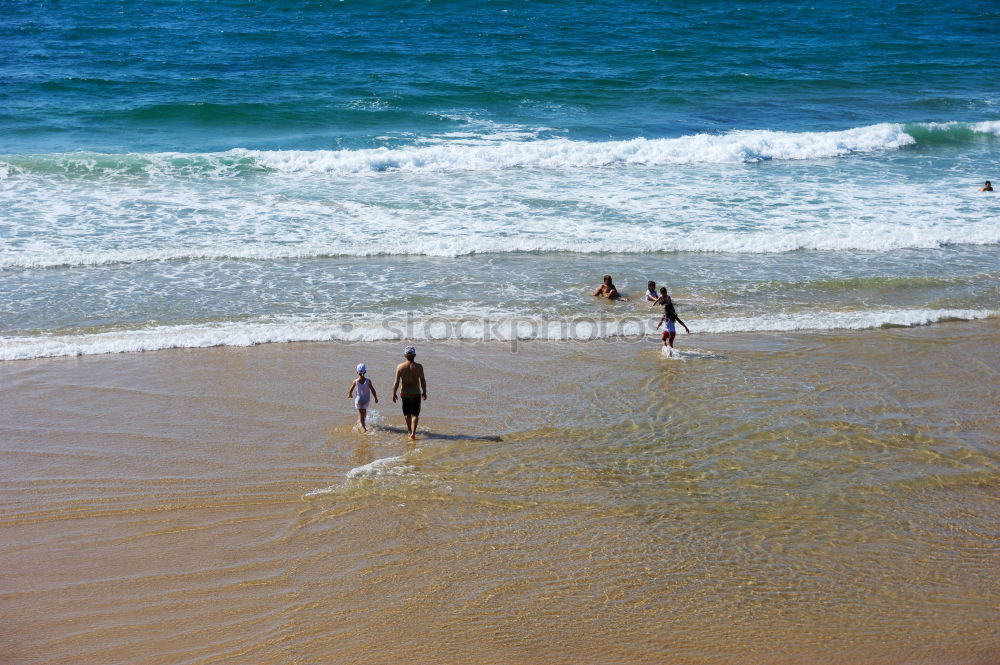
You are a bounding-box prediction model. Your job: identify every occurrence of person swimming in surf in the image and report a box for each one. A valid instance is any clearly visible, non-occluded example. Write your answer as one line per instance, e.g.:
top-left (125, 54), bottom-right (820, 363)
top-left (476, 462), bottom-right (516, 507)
top-left (655, 286), bottom-right (690, 356)
top-left (981, 180), bottom-right (994, 192)
top-left (392, 346), bottom-right (427, 441)
top-left (594, 274), bottom-right (630, 301)
top-left (347, 363), bottom-right (378, 432)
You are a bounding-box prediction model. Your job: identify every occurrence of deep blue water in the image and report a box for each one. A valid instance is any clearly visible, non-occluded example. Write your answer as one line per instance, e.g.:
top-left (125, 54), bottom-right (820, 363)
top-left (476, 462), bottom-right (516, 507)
top-left (2, 0), bottom-right (998, 152)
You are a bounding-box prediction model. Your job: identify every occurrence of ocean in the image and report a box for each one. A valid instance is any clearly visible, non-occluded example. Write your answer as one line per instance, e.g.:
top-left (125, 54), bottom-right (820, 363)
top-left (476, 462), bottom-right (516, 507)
top-left (2, 0), bottom-right (999, 358)
top-left (1, 1), bottom-right (999, 663)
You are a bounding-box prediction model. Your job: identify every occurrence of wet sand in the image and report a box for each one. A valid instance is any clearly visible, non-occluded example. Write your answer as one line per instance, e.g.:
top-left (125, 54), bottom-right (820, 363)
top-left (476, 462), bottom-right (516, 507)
top-left (2, 322), bottom-right (999, 664)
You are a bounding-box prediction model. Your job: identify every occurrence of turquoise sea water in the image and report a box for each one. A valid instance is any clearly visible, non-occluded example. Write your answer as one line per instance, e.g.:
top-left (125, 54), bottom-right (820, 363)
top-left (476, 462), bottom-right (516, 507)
top-left (1, 0), bottom-right (998, 358)
top-left (4, 0), bottom-right (999, 152)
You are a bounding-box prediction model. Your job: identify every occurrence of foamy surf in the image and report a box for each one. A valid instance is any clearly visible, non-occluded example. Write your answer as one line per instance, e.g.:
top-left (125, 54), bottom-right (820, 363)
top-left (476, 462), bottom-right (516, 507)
top-left (3, 122), bottom-right (997, 271)
top-left (352, 410), bottom-right (387, 433)
top-left (1, 308), bottom-right (994, 360)
top-left (4, 216), bottom-right (999, 269)
top-left (240, 124), bottom-right (916, 173)
top-left (2, 121), bottom-right (994, 180)
top-left (301, 454), bottom-right (416, 498)
top-left (660, 347), bottom-right (720, 360)
top-left (696, 308), bottom-right (997, 334)
top-left (345, 455), bottom-right (415, 480)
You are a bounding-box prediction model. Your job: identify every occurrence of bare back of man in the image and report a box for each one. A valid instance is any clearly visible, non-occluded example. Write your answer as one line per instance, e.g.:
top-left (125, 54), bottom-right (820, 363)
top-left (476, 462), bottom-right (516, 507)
top-left (392, 347), bottom-right (427, 440)
top-left (396, 361), bottom-right (423, 395)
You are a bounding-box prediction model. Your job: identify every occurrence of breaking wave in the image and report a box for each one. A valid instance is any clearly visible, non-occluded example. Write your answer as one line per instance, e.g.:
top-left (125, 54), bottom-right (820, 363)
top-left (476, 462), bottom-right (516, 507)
top-left (2, 308), bottom-right (994, 361)
top-left (2, 121), bottom-right (996, 179)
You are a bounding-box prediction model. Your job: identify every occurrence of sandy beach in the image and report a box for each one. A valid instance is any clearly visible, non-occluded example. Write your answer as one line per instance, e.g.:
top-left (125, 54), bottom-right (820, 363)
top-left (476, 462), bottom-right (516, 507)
top-left (2, 322), bottom-right (998, 664)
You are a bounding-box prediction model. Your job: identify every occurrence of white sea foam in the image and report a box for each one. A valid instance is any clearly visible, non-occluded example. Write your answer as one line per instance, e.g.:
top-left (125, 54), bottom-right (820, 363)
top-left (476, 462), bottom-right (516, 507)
top-left (345, 455), bottom-right (414, 479)
top-left (0, 230), bottom-right (1000, 270)
top-left (1, 309), bottom-right (993, 360)
top-left (660, 346), bottom-right (720, 360)
top-left (971, 120), bottom-right (1000, 136)
top-left (3, 135), bottom-right (997, 269)
top-left (2, 175), bottom-right (998, 268)
top-left (3, 223), bottom-right (997, 269)
top-left (302, 485), bottom-right (338, 498)
top-left (3, 121), bottom-right (996, 182)
top-left (694, 309), bottom-right (997, 333)
top-left (239, 124), bottom-right (916, 173)
top-left (304, 455), bottom-right (415, 497)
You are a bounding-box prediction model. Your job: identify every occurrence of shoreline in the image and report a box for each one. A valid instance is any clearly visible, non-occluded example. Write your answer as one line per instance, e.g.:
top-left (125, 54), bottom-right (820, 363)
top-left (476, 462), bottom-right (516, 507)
top-left (3, 306), bottom-right (996, 362)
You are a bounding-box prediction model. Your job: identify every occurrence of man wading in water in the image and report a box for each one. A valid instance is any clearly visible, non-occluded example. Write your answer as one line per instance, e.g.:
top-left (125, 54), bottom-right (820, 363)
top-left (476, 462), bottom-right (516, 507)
top-left (392, 345), bottom-right (427, 440)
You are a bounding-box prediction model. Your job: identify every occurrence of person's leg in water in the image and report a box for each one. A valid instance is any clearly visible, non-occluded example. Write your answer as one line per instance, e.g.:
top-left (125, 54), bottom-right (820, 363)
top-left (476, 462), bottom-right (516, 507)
top-left (409, 414), bottom-right (419, 441)
top-left (662, 324), bottom-right (676, 356)
top-left (358, 407), bottom-right (367, 432)
top-left (403, 413), bottom-right (412, 438)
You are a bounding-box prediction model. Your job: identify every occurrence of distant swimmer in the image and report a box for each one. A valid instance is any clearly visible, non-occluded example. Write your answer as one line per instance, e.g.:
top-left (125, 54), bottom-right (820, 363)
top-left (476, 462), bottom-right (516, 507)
top-left (594, 274), bottom-right (630, 301)
top-left (644, 280), bottom-right (659, 302)
top-left (347, 363), bottom-right (378, 432)
top-left (981, 180), bottom-right (994, 192)
top-left (655, 287), bottom-right (690, 356)
top-left (392, 346), bottom-right (427, 441)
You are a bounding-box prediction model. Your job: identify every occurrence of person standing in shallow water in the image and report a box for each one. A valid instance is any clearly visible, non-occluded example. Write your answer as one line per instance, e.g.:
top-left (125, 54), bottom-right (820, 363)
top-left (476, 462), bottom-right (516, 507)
top-left (347, 363), bottom-right (377, 432)
top-left (655, 286), bottom-right (690, 356)
top-left (392, 345), bottom-right (427, 440)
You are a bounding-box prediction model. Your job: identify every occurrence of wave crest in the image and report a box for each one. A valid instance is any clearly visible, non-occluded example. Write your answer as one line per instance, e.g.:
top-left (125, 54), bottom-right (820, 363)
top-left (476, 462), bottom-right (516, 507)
top-left (239, 123), bottom-right (917, 173)
top-left (1, 309), bottom-right (993, 360)
top-left (7, 120), bottom-right (995, 179)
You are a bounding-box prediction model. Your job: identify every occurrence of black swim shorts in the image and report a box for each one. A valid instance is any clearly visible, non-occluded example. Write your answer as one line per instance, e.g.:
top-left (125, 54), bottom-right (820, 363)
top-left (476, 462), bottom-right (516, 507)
top-left (401, 395), bottom-right (422, 417)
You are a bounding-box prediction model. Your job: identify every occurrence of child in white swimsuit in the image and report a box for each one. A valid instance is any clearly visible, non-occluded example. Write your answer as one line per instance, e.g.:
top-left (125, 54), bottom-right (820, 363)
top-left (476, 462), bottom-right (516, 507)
top-left (347, 363), bottom-right (378, 432)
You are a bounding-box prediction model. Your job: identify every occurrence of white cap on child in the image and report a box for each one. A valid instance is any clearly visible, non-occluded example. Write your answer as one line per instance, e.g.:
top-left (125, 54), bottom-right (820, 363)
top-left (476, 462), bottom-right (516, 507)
top-left (404, 346), bottom-right (416, 357)
top-left (356, 363), bottom-right (366, 374)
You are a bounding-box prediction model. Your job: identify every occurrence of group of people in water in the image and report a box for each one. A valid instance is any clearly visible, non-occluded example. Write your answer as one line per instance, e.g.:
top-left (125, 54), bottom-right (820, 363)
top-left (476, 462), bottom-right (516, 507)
top-left (594, 274), bottom-right (691, 355)
top-left (348, 275), bottom-right (689, 437)
top-left (350, 176), bottom-right (995, 436)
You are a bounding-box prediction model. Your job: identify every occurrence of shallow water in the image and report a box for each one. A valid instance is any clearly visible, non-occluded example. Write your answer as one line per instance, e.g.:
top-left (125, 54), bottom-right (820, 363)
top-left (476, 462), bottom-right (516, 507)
top-left (2, 323), bottom-right (997, 664)
top-left (3, 245), bottom-right (998, 360)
